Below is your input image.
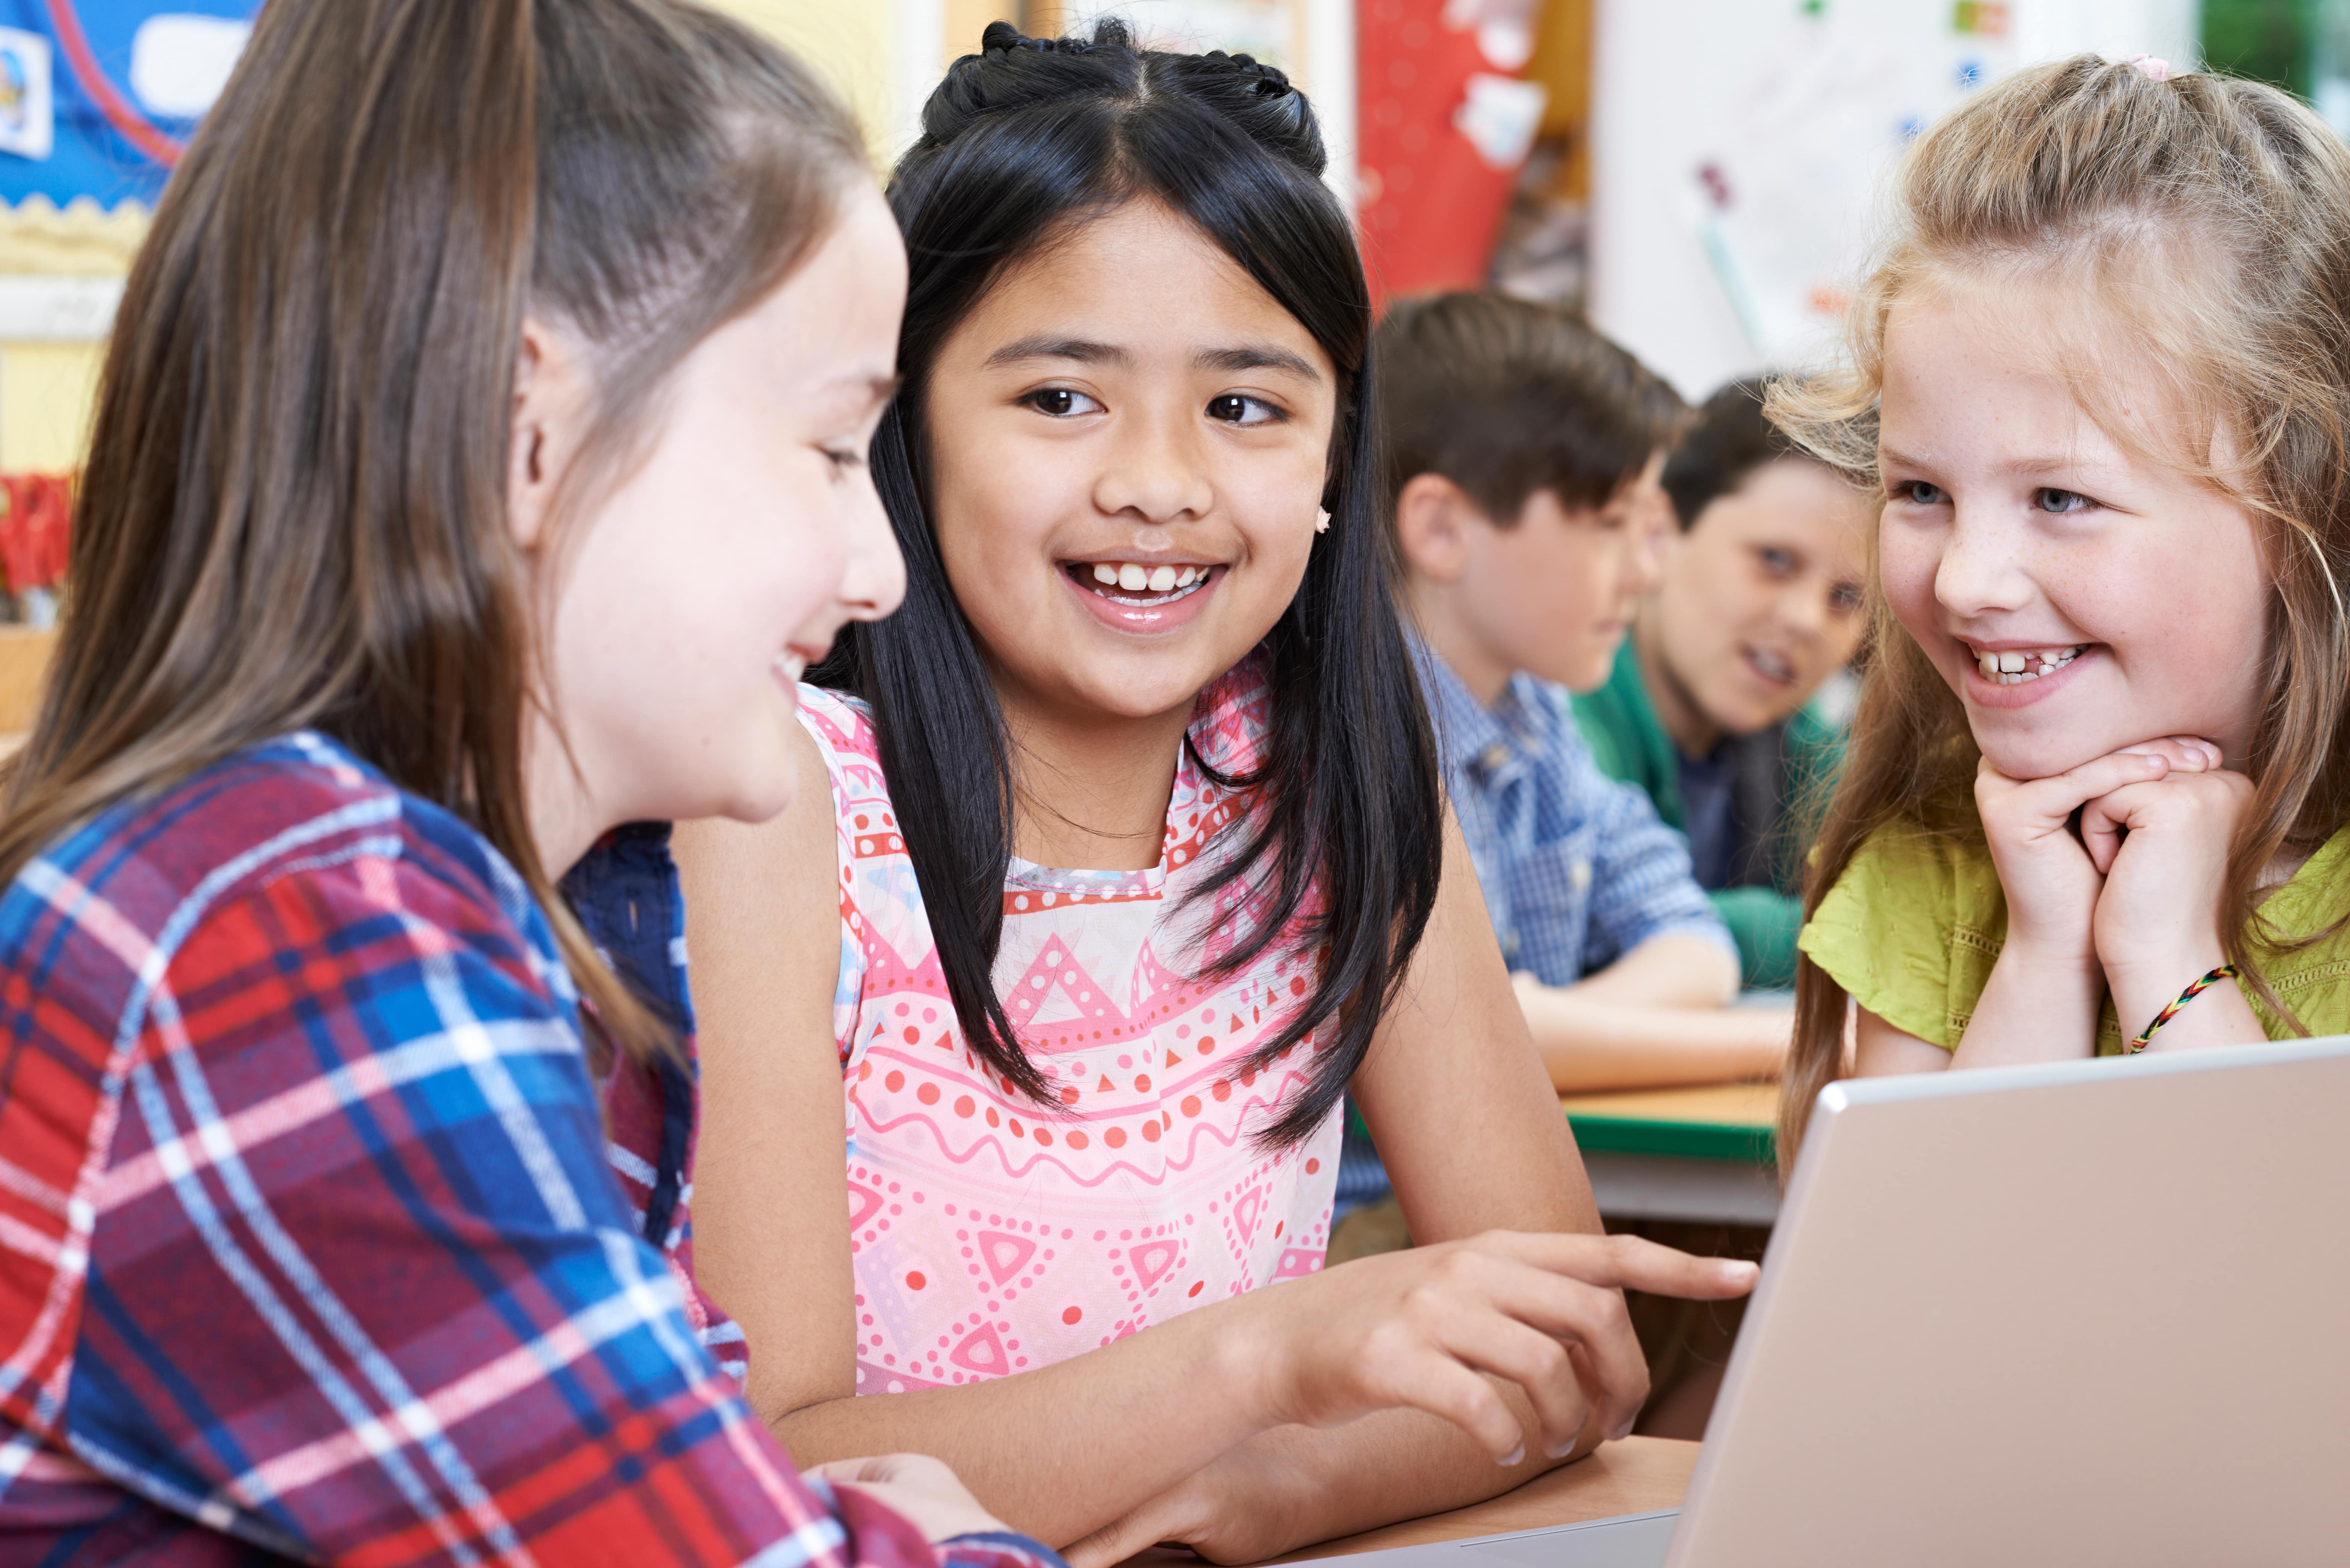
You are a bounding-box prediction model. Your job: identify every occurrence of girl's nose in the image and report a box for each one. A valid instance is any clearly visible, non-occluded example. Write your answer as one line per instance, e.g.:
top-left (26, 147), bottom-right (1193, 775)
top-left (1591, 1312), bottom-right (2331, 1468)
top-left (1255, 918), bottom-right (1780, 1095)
top-left (1093, 417), bottom-right (1212, 526)
top-left (841, 471), bottom-right (906, 625)
top-left (1933, 511), bottom-right (2033, 618)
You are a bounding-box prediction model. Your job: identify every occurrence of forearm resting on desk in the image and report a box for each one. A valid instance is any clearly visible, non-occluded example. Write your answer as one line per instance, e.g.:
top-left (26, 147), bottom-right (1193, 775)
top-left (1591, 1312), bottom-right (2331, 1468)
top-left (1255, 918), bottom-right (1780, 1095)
top-left (1065, 1382), bottom-right (1595, 1568)
top-left (1565, 933), bottom-right (1741, 1010)
top-left (1514, 974), bottom-right (1790, 1093)
top-left (765, 1307), bottom-right (1268, 1549)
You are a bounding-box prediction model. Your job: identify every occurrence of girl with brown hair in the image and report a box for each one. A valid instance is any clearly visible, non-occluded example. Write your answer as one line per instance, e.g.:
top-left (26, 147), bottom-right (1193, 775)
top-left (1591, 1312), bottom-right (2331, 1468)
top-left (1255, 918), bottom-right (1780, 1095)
top-left (1778, 54), bottom-right (2350, 1164)
top-left (0, 2), bottom-right (1054, 1563)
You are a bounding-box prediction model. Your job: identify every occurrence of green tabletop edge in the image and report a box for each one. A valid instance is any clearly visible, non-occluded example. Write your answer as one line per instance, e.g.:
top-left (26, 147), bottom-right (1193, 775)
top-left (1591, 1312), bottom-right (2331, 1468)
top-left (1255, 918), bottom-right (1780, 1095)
top-left (1565, 1111), bottom-right (1776, 1165)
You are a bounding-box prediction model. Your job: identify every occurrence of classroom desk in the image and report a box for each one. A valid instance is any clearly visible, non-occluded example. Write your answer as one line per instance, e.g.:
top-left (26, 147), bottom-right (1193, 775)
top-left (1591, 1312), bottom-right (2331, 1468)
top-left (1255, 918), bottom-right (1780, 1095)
top-left (1264, 1438), bottom-right (1698, 1563)
top-left (1560, 1083), bottom-right (1780, 1227)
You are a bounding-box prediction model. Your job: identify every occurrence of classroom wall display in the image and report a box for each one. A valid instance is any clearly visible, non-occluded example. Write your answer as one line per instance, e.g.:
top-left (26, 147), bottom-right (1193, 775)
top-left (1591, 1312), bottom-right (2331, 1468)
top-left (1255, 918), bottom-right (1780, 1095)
top-left (1486, 0), bottom-right (1591, 309)
top-left (1690, 3), bottom-right (2021, 368)
top-left (1357, 0), bottom-right (1545, 303)
top-left (0, 0), bottom-right (257, 211)
top-left (1590, 0), bottom-right (2199, 399)
top-left (0, 26), bottom-right (53, 164)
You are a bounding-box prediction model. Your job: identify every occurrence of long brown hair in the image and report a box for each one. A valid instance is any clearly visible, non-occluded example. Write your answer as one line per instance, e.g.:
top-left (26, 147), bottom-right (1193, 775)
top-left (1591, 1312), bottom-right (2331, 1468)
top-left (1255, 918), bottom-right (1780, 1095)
top-left (3, 0), bottom-right (865, 1053)
top-left (1771, 56), bottom-right (2350, 1168)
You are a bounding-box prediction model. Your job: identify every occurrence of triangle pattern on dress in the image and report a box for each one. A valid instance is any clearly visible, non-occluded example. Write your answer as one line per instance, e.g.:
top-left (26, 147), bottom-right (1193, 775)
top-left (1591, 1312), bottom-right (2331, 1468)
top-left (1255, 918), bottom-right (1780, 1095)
top-left (1229, 1185), bottom-right (1264, 1248)
top-left (948, 1321), bottom-right (1010, 1376)
top-left (847, 1180), bottom-right (884, 1232)
top-left (1008, 945), bottom-right (1119, 1029)
top-left (975, 1230), bottom-right (1038, 1286)
top-left (1130, 1239), bottom-right (1180, 1292)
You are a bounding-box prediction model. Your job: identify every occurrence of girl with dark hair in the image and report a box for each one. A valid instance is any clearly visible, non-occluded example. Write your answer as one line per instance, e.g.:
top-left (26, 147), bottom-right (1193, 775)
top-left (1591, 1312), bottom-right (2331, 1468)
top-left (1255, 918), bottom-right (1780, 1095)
top-left (670, 22), bottom-right (1752, 1565)
top-left (0, 2), bottom-right (1059, 1563)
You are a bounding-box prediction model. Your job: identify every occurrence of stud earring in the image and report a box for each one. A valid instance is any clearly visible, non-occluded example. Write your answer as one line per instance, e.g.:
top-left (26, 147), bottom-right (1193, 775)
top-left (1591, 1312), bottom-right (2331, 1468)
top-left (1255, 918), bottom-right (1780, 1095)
top-left (1314, 507), bottom-right (1332, 534)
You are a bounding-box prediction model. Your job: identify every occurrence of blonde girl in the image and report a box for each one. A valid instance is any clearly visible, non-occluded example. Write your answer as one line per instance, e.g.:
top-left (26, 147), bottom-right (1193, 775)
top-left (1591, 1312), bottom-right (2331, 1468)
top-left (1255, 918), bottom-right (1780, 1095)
top-left (1778, 55), bottom-right (2350, 1162)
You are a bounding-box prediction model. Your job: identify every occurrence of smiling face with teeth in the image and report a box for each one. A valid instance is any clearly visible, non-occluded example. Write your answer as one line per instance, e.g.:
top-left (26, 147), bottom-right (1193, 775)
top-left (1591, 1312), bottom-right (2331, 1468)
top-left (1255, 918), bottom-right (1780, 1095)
top-left (1875, 272), bottom-right (2272, 780)
top-left (920, 200), bottom-right (1338, 733)
top-left (1641, 455), bottom-right (1873, 753)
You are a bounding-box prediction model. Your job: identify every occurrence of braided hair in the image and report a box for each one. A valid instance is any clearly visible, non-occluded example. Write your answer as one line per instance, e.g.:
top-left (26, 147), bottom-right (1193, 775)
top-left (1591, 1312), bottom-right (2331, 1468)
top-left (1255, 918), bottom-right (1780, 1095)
top-left (814, 20), bottom-right (1442, 1148)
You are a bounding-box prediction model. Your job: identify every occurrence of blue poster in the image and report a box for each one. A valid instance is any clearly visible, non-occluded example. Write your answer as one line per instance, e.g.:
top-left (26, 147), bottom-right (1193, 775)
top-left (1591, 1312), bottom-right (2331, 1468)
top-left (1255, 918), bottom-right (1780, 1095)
top-left (0, 0), bottom-right (259, 210)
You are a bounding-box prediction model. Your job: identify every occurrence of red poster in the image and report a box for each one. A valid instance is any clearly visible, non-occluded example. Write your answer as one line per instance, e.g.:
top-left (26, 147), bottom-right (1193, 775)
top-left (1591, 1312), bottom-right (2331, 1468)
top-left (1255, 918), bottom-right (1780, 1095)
top-left (1356, 0), bottom-right (1545, 304)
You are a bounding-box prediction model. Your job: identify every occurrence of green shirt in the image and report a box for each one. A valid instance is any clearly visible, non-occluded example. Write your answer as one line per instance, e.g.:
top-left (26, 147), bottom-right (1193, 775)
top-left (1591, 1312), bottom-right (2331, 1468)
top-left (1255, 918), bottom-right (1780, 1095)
top-left (1573, 640), bottom-right (1846, 989)
top-left (1799, 816), bottom-right (2350, 1053)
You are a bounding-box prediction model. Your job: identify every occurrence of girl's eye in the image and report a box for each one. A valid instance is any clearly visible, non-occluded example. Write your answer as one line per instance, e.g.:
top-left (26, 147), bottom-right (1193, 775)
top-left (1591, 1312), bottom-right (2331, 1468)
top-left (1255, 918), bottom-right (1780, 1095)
top-left (824, 447), bottom-right (866, 474)
top-left (1757, 546), bottom-right (1797, 575)
top-left (1023, 388), bottom-right (1103, 417)
top-left (1207, 393), bottom-right (1281, 426)
top-left (1829, 583), bottom-right (1864, 613)
top-left (1892, 480), bottom-right (1947, 506)
top-left (2034, 487), bottom-right (2092, 515)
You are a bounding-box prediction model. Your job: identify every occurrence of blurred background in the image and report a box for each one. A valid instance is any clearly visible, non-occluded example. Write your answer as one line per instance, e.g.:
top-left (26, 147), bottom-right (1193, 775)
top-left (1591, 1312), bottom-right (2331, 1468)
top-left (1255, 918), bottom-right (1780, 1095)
top-left (0, 0), bottom-right (2336, 591)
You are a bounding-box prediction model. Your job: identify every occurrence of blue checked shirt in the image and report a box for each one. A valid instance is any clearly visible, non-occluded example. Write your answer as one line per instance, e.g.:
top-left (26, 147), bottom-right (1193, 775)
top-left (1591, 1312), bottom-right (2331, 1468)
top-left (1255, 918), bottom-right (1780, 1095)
top-left (1419, 649), bottom-right (1732, 987)
top-left (1335, 649), bottom-right (1733, 1215)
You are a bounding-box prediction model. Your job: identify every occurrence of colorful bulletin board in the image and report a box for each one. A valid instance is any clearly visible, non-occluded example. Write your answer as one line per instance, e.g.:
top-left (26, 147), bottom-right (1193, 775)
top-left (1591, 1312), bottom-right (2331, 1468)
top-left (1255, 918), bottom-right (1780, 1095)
top-left (1357, 0), bottom-right (1546, 302)
top-left (1, 0), bottom-right (259, 211)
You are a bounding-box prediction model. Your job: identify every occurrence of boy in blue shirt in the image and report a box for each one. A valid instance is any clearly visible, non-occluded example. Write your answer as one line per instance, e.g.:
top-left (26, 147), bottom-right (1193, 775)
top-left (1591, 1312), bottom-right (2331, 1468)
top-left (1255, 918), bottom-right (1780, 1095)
top-left (1335, 293), bottom-right (1788, 1236)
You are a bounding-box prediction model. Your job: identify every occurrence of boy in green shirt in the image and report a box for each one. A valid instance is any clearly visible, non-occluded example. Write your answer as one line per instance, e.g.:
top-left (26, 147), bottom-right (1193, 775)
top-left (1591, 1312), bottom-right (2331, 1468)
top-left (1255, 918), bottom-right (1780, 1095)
top-left (1574, 379), bottom-right (1871, 988)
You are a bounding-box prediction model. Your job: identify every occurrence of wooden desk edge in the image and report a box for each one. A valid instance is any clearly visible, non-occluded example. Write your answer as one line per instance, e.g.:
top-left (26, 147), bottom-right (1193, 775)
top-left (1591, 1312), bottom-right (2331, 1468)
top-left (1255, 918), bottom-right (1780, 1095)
top-left (1555, 1082), bottom-right (1779, 1125)
top-left (1259, 1438), bottom-right (1698, 1563)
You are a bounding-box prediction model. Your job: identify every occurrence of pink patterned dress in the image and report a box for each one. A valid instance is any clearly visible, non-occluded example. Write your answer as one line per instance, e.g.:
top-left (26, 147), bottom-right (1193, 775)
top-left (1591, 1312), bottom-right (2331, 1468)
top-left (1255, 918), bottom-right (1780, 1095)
top-left (796, 657), bottom-right (1340, 1396)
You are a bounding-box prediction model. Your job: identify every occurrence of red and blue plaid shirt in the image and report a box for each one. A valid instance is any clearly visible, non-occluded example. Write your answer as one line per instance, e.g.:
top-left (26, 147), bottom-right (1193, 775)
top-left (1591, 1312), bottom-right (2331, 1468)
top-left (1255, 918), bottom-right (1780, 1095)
top-left (0, 732), bottom-right (1068, 1568)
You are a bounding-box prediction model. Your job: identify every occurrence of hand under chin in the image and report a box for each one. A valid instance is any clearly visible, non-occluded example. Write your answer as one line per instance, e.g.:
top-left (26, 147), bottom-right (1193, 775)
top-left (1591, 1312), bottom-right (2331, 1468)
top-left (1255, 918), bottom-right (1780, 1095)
top-left (1972, 726), bottom-right (2148, 784)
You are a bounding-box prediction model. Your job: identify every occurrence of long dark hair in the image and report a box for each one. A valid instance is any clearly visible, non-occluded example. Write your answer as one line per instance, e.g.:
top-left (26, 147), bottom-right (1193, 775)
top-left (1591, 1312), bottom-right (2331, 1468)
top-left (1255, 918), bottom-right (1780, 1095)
top-left (5, 0), bottom-right (864, 1057)
top-left (814, 20), bottom-right (1442, 1146)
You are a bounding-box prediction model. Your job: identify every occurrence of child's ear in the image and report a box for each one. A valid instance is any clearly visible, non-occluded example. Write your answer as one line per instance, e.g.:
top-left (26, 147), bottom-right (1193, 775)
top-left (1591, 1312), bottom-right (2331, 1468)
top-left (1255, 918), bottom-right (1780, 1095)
top-left (1395, 472), bottom-right (1490, 583)
top-left (507, 317), bottom-right (580, 555)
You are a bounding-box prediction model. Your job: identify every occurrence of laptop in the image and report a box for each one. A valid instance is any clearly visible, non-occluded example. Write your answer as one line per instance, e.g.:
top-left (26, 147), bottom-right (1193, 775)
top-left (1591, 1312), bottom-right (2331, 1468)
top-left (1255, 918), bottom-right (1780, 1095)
top-left (1317, 1037), bottom-right (2350, 1567)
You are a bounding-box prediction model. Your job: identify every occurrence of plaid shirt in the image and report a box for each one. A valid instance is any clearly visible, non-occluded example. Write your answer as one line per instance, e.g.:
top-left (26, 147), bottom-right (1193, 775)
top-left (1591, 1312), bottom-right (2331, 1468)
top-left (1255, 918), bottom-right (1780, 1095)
top-left (0, 733), bottom-right (1068, 1568)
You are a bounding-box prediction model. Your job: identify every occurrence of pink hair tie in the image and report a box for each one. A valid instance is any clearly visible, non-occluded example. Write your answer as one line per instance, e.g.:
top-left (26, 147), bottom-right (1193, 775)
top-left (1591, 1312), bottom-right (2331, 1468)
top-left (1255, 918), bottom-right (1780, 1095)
top-left (2129, 54), bottom-right (2172, 82)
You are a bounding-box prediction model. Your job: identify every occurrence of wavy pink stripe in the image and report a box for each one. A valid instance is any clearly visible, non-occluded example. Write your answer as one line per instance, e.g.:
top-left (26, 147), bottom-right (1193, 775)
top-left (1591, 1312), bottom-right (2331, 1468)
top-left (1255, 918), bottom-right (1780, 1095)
top-left (859, 1038), bottom-right (1311, 1127)
top-left (852, 1065), bottom-right (1318, 1188)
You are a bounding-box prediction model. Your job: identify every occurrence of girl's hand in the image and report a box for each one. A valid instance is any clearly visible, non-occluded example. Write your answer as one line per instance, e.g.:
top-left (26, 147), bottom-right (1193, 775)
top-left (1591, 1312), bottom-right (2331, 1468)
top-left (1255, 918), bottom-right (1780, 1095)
top-left (1237, 1231), bottom-right (1756, 1465)
top-left (1953, 739), bottom-right (2218, 1069)
top-left (1973, 739), bottom-right (2209, 960)
top-left (2081, 737), bottom-right (2252, 1016)
top-left (809, 1453), bottom-right (1014, 1545)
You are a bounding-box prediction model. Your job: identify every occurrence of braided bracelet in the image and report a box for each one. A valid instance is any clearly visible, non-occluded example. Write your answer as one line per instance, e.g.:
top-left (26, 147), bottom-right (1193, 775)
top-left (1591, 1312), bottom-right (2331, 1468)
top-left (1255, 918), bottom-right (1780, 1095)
top-left (2124, 964), bottom-right (2240, 1054)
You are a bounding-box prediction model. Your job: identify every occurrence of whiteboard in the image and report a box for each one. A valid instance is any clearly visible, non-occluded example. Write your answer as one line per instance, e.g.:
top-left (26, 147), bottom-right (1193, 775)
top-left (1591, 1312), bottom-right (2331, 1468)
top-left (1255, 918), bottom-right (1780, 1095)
top-left (1589, 0), bottom-right (2198, 399)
